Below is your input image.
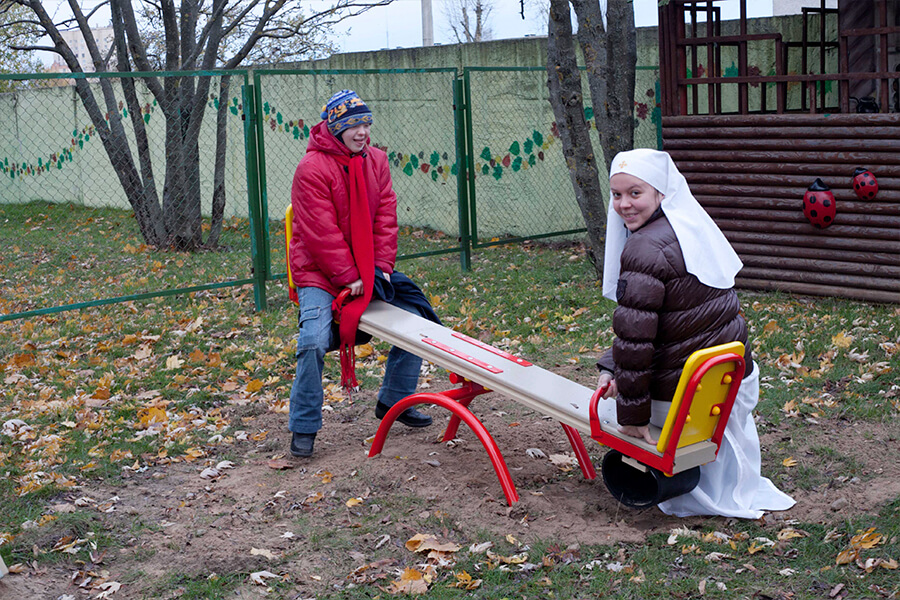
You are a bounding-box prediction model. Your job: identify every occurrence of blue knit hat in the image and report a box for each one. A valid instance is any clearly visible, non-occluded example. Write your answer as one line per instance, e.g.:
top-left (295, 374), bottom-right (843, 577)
top-left (321, 89), bottom-right (373, 138)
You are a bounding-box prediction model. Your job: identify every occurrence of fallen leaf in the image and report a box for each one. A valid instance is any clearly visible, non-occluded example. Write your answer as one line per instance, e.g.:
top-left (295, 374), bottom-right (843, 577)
top-left (387, 567), bottom-right (429, 595)
top-left (782, 457), bottom-right (798, 467)
top-left (95, 581), bottom-right (121, 599)
top-left (250, 548), bottom-right (278, 560)
top-left (249, 570), bottom-right (279, 585)
top-left (831, 332), bottom-right (853, 348)
top-left (449, 570), bottom-right (482, 590)
top-left (850, 527), bottom-right (884, 549)
top-left (405, 534), bottom-right (461, 554)
top-left (267, 459), bottom-right (294, 470)
top-left (836, 547), bottom-right (859, 565)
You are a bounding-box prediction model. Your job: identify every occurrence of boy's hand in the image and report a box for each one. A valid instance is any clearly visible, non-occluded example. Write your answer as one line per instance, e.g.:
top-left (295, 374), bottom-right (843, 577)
top-left (347, 279), bottom-right (364, 296)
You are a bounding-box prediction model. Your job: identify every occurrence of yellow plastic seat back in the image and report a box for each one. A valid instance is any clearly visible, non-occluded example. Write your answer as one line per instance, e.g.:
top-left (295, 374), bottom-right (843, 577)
top-left (285, 205), bottom-right (298, 304)
top-left (656, 342), bottom-right (746, 453)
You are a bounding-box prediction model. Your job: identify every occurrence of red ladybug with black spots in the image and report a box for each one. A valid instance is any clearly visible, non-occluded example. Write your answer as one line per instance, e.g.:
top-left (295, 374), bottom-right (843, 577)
top-left (802, 178), bottom-right (836, 228)
top-left (851, 167), bottom-right (878, 200)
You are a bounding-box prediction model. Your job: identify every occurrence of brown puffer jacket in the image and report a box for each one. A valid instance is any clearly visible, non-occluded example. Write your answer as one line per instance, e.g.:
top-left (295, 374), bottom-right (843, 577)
top-left (596, 211), bottom-right (753, 426)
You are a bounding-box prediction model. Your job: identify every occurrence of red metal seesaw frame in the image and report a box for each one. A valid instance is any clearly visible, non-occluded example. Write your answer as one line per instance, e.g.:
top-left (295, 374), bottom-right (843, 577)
top-left (368, 373), bottom-right (597, 506)
top-left (587, 352), bottom-right (744, 476)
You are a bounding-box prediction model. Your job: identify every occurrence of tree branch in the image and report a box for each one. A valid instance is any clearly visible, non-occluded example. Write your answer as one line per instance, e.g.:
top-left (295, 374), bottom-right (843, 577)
top-left (113, 0), bottom-right (167, 110)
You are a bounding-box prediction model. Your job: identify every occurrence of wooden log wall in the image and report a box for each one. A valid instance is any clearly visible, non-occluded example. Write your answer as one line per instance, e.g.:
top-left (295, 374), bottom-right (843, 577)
top-left (663, 113), bottom-right (900, 304)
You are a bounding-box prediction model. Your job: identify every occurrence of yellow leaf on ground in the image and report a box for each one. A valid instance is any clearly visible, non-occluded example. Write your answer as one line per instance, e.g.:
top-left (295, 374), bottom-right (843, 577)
top-left (356, 343), bottom-right (374, 358)
top-left (302, 492), bottom-right (324, 505)
top-left (138, 406), bottom-right (167, 427)
top-left (836, 547), bottom-right (859, 565)
top-left (850, 527), bottom-right (884, 549)
top-left (346, 497), bottom-right (363, 507)
top-left (763, 320), bottom-right (781, 334)
top-left (449, 570), bottom-right (482, 590)
top-left (388, 568), bottom-right (429, 595)
top-left (782, 457), bottom-right (798, 467)
top-left (165, 355), bottom-right (183, 369)
top-left (831, 331), bottom-right (854, 349)
top-left (188, 348), bottom-right (206, 362)
top-left (246, 379), bottom-right (264, 393)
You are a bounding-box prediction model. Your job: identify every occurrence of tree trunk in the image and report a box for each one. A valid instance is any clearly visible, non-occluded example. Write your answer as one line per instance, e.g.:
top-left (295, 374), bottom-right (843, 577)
top-left (546, 0), bottom-right (606, 277)
top-left (110, 0), bottom-right (166, 245)
top-left (599, 0), bottom-right (636, 174)
top-left (207, 75), bottom-right (230, 249)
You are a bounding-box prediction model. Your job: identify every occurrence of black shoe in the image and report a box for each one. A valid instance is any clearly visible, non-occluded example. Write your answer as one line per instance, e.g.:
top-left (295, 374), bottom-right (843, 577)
top-left (375, 402), bottom-right (433, 428)
top-left (290, 432), bottom-right (316, 457)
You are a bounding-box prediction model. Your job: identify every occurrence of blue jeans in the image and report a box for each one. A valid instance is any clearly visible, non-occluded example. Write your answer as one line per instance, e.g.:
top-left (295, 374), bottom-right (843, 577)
top-left (288, 286), bottom-right (424, 434)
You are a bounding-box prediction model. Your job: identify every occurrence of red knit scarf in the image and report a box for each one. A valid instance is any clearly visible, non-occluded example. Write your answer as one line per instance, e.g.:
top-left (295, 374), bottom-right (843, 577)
top-left (332, 152), bottom-right (374, 392)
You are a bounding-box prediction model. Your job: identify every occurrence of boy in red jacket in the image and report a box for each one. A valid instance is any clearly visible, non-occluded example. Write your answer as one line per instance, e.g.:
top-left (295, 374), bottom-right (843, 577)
top-left (287, 90), bottom-right (434, 458)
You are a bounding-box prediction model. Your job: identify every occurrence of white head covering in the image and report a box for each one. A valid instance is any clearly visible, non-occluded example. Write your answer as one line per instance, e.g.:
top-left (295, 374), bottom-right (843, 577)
top-left (602, 148), bottom-right (743, 301)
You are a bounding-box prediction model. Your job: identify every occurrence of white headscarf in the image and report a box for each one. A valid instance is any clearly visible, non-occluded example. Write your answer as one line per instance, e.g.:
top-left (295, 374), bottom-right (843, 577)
top-left (602, 148), bottom-right (743, 301)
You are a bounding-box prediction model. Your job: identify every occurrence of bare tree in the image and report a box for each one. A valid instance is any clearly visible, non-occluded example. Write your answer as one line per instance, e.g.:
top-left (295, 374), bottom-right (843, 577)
top-left (443, 0), bottom-right (493, 43)
top-left (2, 0), bottom-right (389, 251)
top-left (546, 0), bottom-right (636, 277)
top-left (0, 1), bottom-right (43, 91)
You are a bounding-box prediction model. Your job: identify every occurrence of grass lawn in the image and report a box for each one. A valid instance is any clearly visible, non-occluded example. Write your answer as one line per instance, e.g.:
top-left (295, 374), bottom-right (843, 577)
top-left (1, 202), bottom-right (898, 599)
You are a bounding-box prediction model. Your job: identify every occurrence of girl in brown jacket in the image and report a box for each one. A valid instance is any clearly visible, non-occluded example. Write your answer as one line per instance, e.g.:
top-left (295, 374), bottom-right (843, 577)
top-left (595, 149), bottom-right (794, 518)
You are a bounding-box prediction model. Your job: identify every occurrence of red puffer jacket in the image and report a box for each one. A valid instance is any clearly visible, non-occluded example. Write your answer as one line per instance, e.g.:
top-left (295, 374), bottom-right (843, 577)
top-left (289, 121), bottom-right (398, 296)
top-left (596, 212), bottom-right (752, 426)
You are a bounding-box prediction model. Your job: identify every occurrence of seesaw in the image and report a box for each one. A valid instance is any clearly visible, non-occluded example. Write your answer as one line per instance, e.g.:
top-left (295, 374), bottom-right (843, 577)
top-left (284, 206), bottom-right (745, 507)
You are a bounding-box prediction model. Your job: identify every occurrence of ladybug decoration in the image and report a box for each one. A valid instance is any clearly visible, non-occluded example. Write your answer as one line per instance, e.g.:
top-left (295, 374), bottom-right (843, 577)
top-left (802, 178), bottom-right (836, 228)
top-left (851, 167), bottom-right (879, 200)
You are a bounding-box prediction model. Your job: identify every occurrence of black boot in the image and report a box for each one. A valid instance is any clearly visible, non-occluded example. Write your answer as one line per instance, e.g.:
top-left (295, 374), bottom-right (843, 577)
top-left (375, 402), bottom-right (433, 428)
top-left (290, 432), bottom-right (316, 457)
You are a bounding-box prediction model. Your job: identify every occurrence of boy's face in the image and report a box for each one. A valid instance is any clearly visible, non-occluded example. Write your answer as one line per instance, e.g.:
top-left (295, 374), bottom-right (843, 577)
top-left (610, 172), bottom-right (664, 232)
top-left (340, 123), bottom-right (371, 154)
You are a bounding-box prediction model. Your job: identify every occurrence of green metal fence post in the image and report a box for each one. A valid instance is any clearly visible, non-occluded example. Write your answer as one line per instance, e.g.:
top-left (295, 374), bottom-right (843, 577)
top-left (452, 75), bottom-right (472, 272)
top-left (252, 72), bottom-right (273, 287)
top-left (242, 74), bottom-right (268, 311)
top-left (462, 68), bottom-right (478, 248)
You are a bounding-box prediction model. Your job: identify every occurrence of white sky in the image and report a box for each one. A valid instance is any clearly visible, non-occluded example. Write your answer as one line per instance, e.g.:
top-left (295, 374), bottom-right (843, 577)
top-left (35, 0), bottom-right (781, 65)
top-left (316, 0), bottom-right (777, 54)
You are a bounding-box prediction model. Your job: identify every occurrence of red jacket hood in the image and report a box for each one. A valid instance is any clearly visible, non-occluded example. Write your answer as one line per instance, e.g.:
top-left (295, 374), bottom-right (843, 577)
top-left (307, 120), bottom-right (370, 157)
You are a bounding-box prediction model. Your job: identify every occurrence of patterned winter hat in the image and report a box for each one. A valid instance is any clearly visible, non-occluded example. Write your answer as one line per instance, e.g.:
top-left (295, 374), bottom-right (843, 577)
top-left (321, 89), bottom-right (373, 138)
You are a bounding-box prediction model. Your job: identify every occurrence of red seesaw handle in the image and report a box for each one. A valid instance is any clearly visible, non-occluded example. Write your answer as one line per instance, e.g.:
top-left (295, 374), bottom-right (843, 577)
top-left (588, 384), bottom-right (610, 441)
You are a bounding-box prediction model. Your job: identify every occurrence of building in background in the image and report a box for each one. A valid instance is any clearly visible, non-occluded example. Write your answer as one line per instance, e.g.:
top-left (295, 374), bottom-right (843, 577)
top-left (50, 25), bottom-right (115, 73)
top-left (772, 0), bottom-right (838, 15)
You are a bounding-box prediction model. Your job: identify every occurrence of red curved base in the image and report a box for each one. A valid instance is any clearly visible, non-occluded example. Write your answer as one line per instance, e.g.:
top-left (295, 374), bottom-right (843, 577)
top-left (561, 423), bottom-right (597, 480)
top-left (368, 392), bottom-right (520, 505)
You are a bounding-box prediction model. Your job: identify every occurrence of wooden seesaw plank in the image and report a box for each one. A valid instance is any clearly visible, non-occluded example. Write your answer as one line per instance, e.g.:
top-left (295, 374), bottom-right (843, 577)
top-left (358, 300), bottom-right (718, 474)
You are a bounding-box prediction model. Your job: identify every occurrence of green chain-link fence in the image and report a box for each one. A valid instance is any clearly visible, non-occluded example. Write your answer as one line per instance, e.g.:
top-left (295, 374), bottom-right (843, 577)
top-left (251, 68), bottom-right (466, 294)
top-left (1, 66), bottom-right (660, 321)
top-left (463, 66), bottom-right (662, 247)
top-left (0, 70), bottom-right (255, 320)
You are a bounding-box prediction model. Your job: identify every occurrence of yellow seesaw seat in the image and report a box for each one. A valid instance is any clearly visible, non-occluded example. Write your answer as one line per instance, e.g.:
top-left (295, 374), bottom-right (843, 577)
top-left (656, 341), bottom-right (746, 452)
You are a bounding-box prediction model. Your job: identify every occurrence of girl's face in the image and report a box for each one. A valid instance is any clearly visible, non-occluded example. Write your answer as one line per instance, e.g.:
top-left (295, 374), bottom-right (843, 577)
top-left (610, 172), bottom-right (664, 232)
top-left (340, 123), bottom-right (371, 154)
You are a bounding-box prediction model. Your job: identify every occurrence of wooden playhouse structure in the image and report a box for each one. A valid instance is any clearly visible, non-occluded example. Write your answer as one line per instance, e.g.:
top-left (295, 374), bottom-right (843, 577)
top-left (658, 0), bottom-right (900, 303)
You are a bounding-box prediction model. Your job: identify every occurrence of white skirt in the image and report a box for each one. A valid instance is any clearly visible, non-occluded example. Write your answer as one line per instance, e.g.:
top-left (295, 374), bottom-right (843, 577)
top-left (653, 362), bottom-right (796, 519)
